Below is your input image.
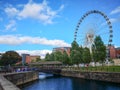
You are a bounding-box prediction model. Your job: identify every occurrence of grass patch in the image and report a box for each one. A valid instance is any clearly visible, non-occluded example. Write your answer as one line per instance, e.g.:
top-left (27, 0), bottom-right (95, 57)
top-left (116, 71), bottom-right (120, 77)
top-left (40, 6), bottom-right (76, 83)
top-left (64, 66), bottom-right (120, 72)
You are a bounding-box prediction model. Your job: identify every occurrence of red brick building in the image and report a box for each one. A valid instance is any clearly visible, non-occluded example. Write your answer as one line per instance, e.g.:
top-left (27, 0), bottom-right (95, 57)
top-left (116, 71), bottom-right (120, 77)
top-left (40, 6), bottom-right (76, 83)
top-left (26, 55), bottom-right (31, 64)
top-left (52, 46), bottom-right (120, 59)
top-left (22, 54), bottom-right (40, 64)
top-left (116, 47), bottom-right (120, 58)
top-left (109, 46), bottom-right (120, 59)
top-left (52, 47), bottom-right (71, 56)
top-left (109, 46), bottom-right (116, 59)
top-left (26, 55), bottom-right (40, 63)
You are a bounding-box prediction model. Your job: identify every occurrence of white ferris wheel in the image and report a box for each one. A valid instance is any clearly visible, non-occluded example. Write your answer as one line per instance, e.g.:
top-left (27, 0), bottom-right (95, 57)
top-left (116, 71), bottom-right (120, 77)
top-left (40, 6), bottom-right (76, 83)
top-left (74, 10), bottom-right (113, 54)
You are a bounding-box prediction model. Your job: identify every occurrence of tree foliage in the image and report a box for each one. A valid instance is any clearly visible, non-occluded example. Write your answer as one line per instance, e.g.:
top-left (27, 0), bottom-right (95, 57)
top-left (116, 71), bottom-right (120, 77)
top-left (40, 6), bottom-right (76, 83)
top-left (0, 51), bottom-right (21, 66)
top-left (44, 36), bottom-right (106, 66)
top-left (82, 47), bottom-right (91, 64)
top-left (36, 57), bottom-right (41, 62)
top-left (92, 36), bottom-right (106, 63)
top-left (45, 53), bottom-right (55, 61)
top-left (54, 51), bottom-right (63, 62)
top-left (45, 50), bottom-right (71, 65)
top-left (62, 51), bottom-right (71, 65)
top-left (71, 40), bottom-right (79, 50)
top-left (45, 53), bottom-right (51, 61)
top-left (70, 41), bottom-right (83, 65)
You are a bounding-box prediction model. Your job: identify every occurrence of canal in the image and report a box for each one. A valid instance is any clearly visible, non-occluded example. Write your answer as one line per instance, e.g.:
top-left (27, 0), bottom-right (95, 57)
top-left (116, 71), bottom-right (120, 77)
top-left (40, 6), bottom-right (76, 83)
top-left (22, 73), bottom-right (120, 90)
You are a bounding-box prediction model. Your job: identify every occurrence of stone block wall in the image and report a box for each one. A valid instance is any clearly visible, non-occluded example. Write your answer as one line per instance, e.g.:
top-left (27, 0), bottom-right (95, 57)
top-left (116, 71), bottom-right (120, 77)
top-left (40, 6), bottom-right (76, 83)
top-left (4, 71), bottom-right (39, 86)
top-left (61, 70), bottom-right (120, 83)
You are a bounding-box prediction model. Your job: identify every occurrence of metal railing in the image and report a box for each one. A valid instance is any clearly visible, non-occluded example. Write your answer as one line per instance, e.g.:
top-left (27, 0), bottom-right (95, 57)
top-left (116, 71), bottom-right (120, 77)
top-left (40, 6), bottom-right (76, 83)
top-left (36, 65), bottom-right (120, 72)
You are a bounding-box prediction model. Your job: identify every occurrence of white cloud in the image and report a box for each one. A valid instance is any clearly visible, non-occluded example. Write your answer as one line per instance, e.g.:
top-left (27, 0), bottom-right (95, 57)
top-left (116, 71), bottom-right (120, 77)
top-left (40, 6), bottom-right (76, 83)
top-left (4, 0), bottom-right (64, 24)
top-left (109, 18), bottom-right (117, 23)
top-left (110, 6), bottom-right (120, 15)
top-left (16, 49), bottom-right (52, 59)
top-left (4, 6), bottom-right (19, 17)
top-left (101, 18), bottom-right (120, 26)
top-left (5, 20), bottom-right (16, 31)
top-left (58, 5), bottom-right (64, 12)
top-left (18, 0), bottom-right (57, 24)
top-left (0, 35), bottom-right (70, 47)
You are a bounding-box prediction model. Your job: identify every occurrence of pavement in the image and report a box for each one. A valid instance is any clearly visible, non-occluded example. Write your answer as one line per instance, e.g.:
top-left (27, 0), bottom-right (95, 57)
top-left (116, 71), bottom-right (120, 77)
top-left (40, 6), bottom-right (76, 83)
top-left (0, 74), bottom-right (20, 90)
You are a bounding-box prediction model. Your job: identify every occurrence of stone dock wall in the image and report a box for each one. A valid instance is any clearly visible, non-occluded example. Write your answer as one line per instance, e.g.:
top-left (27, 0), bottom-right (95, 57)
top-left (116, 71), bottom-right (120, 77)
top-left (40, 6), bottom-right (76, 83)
top-left (61, 70), bottom-right (120, 83)
top-left (0, 75), bottom-right (20, 90)
top-left (0, 71), bottom-right (39, 90)
top-left (4, 71), bottom-right (39, 86)
top-left (0, 69), bottom-right (120, 90)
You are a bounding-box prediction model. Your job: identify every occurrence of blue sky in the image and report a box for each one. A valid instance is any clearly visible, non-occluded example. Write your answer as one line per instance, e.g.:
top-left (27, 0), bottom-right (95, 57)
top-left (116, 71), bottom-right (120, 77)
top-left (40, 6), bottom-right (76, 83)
top-left (0, 0), bottom-right (120, 58)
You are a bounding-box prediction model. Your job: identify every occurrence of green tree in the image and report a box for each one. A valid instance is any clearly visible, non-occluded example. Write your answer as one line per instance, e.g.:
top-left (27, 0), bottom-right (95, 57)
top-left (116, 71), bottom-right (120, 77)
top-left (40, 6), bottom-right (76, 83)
top-left (62, 51), bottom-right (71, 65)
top-left (92, 36), bottom-right (106, 64)
top-left (82, 47), bottom-right (91, 64)
top-left (0, 51), bottom-right (21, 66)
top-left (36, 57), bottom-right (41, 62)
top-left (70, 41), bottom-right (82, 65)
top-left (45, 52), bottom-right (55, 61)
top-left (54, 51), bottom-right (63, 62)
top-left (71, 40), bottom-right (79, 50)
top-left (78, 46), bottom-right (84, 64)
top-left (50, 53), bottom-right (55, 61)
top-left (45, 53), bottom-right (51, 61)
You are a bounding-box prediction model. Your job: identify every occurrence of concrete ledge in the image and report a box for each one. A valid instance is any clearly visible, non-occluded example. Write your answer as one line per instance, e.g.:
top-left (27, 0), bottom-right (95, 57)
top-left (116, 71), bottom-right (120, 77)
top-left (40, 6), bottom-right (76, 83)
top-left (0, 75), bottom-right (20, 90)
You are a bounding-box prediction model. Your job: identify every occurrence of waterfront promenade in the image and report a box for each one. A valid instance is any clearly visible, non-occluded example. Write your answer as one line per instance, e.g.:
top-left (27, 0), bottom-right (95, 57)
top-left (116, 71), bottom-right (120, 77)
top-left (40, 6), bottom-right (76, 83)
top-left (0, 71), bottom-right (39, 90)
top-left (0, 66), bottom-right (120, 90)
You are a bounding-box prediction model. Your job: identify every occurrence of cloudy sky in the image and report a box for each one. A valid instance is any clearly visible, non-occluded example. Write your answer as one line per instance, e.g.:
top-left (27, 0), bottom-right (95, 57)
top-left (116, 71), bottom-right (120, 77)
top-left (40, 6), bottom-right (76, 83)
top-left (0, 0), bottom-right (120, 58)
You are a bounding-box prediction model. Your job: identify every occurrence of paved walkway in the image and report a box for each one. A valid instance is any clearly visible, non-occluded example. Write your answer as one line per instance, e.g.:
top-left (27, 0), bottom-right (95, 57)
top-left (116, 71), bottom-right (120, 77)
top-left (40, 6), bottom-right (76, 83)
top-left (0, 74), bottom-right (20, 90)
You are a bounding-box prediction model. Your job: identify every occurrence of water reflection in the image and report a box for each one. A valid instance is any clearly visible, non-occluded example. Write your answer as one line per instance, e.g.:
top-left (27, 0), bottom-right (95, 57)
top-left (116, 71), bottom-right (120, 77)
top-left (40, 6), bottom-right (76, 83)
top-left (71, 78), bottom-right (120, 90)
top-left (39, 72), bottom-right (53, 79)
top-left (22, 76), bottom-right (120, 90)
top-left (22, 77), bottom-right (72, 90)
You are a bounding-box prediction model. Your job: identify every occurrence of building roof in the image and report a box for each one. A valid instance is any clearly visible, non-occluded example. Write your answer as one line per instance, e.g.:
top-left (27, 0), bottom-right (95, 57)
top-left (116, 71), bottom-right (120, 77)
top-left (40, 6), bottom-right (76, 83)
top-left (116, 47), bottom-right (120, 50)
top-left (53, 47), bottom-right (71, 49)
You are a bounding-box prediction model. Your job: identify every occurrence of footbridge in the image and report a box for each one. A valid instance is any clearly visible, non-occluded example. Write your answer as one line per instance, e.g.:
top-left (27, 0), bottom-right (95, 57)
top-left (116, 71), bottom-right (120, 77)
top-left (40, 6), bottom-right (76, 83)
top-left (29, 61), bottom-right (63, 74)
